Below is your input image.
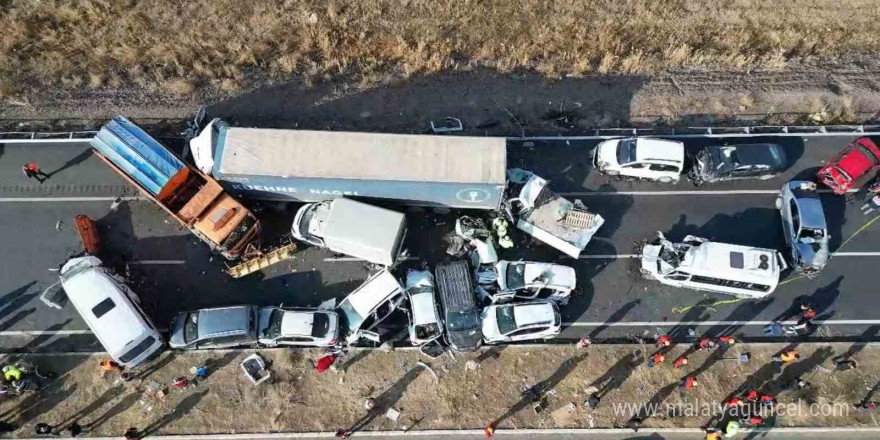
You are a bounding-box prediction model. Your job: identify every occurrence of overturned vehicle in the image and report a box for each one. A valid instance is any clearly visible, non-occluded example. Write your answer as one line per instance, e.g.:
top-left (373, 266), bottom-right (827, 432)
top-left (640, 232), bottom-right (786, 298)
top-left (504, 169), bottom-right (604, 258)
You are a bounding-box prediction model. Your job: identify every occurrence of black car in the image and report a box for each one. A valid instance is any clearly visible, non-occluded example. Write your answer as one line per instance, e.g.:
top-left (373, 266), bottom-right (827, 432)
top-left (434, 260), bottom-right (482, 353)
top-left (688, 143), bottom-right (787, 186)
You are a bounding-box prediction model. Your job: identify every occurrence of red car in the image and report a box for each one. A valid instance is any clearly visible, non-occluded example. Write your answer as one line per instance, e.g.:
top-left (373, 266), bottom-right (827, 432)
top-left (817, 137), bottom-right (880, 194)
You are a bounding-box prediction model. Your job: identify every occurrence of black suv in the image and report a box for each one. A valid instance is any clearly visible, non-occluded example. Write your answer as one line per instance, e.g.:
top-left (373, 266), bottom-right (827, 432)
top-left (435, 260), bottom-right (482, 352)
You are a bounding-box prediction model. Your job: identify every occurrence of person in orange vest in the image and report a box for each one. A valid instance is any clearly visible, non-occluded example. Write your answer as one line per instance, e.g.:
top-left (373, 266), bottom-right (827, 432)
top-left (801, 303), bottom-right (817, 320)
top-left (680, 375), bottom-right (698, 390)
top-left (696, 337), bottom-right (717, 351)
top-left (648, 353), bottom-right (666, 367)
top-left (719, 336), bottom-right (736, 345)
top-left (673, 355), bottom-right (688, 368)
top-left (705, 428), bottom-right (722, 440)
top-left (760, 394), bottom-right (777, 408)
top-left (656, 334), bottom-right (672, 347)
top-left (773, 349), bottom-right (800, 363)
top-left (725, 396), bottom-right (745, 408)
top-left (484, 423), bottom-right (496, 438)
top-left (99, 359), bottom-right (122, 372)
top-left (745, 389), bottom-right (759, 402)
top-left (21, 162), bottom-right (49, 184)
top-left (315, 354), bottom-right (337, 373)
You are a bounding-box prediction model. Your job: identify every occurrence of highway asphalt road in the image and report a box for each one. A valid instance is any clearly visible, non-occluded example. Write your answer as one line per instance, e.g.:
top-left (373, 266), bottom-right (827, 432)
top-left (1, 133), bottom-right (879, 352)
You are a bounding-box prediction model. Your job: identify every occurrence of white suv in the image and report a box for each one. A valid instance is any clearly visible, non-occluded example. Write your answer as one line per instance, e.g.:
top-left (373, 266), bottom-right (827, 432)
top-left (593, 137), bottom-right (685, 183)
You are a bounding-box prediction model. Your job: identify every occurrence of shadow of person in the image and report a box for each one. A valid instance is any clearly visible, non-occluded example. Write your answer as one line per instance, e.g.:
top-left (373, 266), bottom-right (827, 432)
top-left (138, 389), bottom-right (209, 437)
top-left (772, 276), bottom-right (843, 322)
top-left (589, 350), bottom-right (644, 399)
top-left (84, 392), bottom-right (141, 430)
top-left (46, 149), bottom-right (93, 178)
top-left (55, 385), bottom-right (125, 428)
top-left (832, 325), bottom-right (880, 363)
top-left (343, 365), bottom-right (425, 435)
top-left (490, 352), bottom-right (589, 428)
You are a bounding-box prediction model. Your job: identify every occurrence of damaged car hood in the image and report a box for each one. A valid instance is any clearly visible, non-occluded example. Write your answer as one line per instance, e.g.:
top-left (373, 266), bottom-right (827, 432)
top-left (794, 241), bottom-right (829, 270)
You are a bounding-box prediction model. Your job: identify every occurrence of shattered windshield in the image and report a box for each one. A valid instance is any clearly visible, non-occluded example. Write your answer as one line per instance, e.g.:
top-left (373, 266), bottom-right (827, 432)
top-left (184, 313), bottom-right (199, 344)
top-left (506, 264), bottom-right (526, 289)
top-left (264, 309), bottom-right (283, 339)
top-left (616, 139), bottom-right (637, 165)
top-left (448, 310), bottom-right (480, 331)
top-left (799, 228), bottom-right (826, 250)
top-left (496, 306), bottom-right (517, 335)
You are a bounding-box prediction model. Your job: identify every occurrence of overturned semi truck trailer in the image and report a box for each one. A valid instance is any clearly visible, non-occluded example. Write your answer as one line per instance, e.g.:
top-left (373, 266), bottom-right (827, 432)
top-left (190, 120), bottom-right (507, 209)
top-left (92, 117), bottom-right (261, 259)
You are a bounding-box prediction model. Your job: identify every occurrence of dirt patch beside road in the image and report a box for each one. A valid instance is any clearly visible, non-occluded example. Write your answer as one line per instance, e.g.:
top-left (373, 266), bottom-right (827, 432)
top-left (2, 343), bottom-right (879, 437)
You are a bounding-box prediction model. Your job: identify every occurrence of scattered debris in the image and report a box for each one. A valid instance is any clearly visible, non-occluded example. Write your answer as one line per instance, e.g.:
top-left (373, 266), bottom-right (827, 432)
top-left (417, 361), bottom-right (439, 382)
top-left (430, 117), bottom-right (463, 133)
top-left (465, 360), bottom-right (480, 371)
top-left (385, 408), bottom-right (401, 422)
top-left (55, 220), bottom-right (63, 231)
top-left (240, 353), bottom-right (271, 385)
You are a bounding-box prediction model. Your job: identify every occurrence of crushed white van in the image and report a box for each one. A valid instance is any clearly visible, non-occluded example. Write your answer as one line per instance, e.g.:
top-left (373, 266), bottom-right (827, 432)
top-left (640, 232), bottom-right (786, 298)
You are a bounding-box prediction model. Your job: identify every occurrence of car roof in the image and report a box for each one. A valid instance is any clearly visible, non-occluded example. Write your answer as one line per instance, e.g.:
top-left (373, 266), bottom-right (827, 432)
top-left (714, 144), bottom-right (784, 167)
top-left (280, 310), bottom-right (315, 336)
top-left (60, 257), bottom-right (151, 351)
top-left (635, 138), bottom-right (684, 164)
top-left (683, 241), bottom-right (781, 281)
top-left (836, 142), bottom-right (878, 178)
top-left (410, 290), bottom-right (439, 325)
top-left (198, 306), bottom-right (251, 336)
top-left (340, 270), bottom-right (404, 317)
top-left (794, 197), bottom-right (827, 229)
top-left (511, 302), bottom-right (556, 327)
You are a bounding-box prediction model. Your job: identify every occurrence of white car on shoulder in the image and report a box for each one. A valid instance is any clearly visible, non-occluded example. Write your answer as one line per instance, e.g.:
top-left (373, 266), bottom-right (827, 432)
top-left (494, 261), bottom-right (576, 302)
top-left (481, 300), bottom-right (561, 344)
top-left (257, 307), bottom-right (339, 347)
top-left (593, 137), bottom-right (685, 183)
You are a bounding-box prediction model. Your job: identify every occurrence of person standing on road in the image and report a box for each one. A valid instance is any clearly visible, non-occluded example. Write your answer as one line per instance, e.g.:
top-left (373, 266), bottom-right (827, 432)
top-left (648, 353), bottom-right (666, 367)
top-left (2, 364), bottom-right (22, 382)
top-left (21, 163), bottom-right (49, 184)
top-left (673, 355), bottom-right (688, 368)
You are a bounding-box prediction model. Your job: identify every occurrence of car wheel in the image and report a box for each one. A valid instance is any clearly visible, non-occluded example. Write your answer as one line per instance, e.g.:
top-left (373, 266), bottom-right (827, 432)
top-left (605, 170), bottom-right (620, 177)
top-left (775, 197), bottom-right (783, 210)
top-left (657, 176), bottom-right (674, 184)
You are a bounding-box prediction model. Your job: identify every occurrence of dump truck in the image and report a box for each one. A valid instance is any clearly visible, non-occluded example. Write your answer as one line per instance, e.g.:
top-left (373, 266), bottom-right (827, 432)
top-left (190, 120), bottom-right (507, 209)
top-left (504, 169), bottom-right (604, 258)
top-left (91, 116), bottom-right (261, 259)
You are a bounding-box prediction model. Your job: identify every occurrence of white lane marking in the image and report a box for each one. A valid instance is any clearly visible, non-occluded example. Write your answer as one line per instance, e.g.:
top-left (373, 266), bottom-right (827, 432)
top-left (579, 252), bottom-right (880, 260)
top-left (563, 319), bottom-right (880, 327)
top-left (0, 139), bottom-right (94, 144)
top-left (0, 330), bottom-right (93, 336)
top-left (0, 196), bottom-right (143, 202)
top-left (324, 257), bottom-right (420, 262)
top-left (580, 254), bottom-right (640, 259)
top-left (129, 260), bottom-right (186, 265)
top-left (561, 188), bottom-right (857, 196)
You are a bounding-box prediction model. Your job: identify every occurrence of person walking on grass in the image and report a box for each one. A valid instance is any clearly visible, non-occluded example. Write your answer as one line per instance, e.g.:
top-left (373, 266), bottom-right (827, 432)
top-left (772, 349), bottom-right (800, 363)
top-left (21, 163), bottom-right (49, 184)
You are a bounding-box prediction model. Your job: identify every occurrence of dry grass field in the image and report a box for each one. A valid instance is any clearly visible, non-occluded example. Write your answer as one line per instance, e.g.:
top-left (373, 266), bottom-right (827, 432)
top-left (2, 0), bottom-right (880, 99)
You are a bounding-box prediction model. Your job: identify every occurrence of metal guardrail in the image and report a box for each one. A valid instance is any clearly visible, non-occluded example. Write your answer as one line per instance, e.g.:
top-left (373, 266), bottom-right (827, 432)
top-left (1, 124), bottom-right (880, 144)
top-left (0, 130), bottom-right (98, 142)
top-left (516, 124), bottom-right (880, 140)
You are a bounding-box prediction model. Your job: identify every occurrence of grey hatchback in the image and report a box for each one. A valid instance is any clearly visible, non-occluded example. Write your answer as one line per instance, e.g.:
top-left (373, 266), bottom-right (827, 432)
top-left (776, 181), bottom-right (830, 274)
top-left (169, 305), bottom-right (259, 349)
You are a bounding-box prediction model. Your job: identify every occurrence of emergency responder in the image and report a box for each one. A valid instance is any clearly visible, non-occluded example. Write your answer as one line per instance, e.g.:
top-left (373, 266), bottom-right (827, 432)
top-left (680, 375), bottom-right (698, 390)
top-left (673, 356), bottom-right (688, 368)
top-left (773, 349), bottom-right (800, 363)
top-left (648, 353), bottom-right (666, 367)
top-left (656, 334), bottom-right (672, 347)
top-left (696, 337), bottom-right (717, 351)
top-left (2, 364), bottom-right (22, 382)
